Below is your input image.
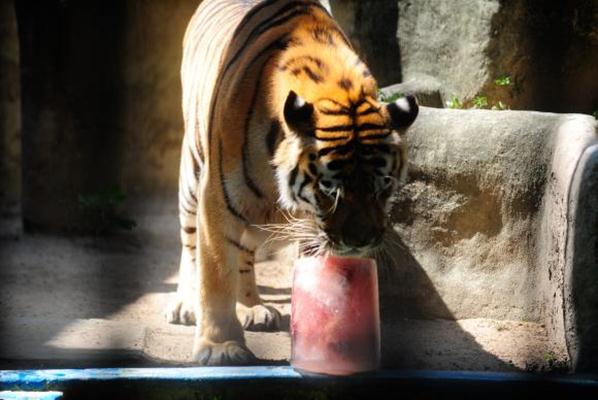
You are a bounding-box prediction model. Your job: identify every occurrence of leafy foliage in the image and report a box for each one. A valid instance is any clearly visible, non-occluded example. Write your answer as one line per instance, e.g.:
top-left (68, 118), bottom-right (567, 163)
top-left (377, 89), bottom-right (404, 103)
top-left (78, 186), bottom-right (136, 235)
top-left (494, 74), bottom-right (512, 86)
top-left (472, 95), bottom-right (489, 109)
top-left (446, 95), bottom-right (463, 109)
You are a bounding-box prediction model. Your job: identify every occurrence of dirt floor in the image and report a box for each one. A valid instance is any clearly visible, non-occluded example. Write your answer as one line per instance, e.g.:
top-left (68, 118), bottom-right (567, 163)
top-left (0, 200), bottom-right (568, 372)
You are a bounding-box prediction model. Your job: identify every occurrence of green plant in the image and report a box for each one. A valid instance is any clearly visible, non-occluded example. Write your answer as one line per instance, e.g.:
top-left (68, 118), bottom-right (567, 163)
top-left (491, 101), bottom-right (509, 110)
top-left (446, 95), bottom-right (463, 109)
top-left (543, 351), bottom-right (556, 363)
top-left (78, 186), bottom-right (136, 235)
top-left (495, 74), bottom-right (512, 86)
top-left (378, 90), bottom-right (404, 103)
top-left (472, 95), bottom-right (489, 109)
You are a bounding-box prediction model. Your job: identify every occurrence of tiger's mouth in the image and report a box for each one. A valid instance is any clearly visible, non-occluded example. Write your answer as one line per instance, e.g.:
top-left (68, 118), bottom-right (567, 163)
top-left (297, 224), bottom-right (386, 257)
top-left (259, 211), bottom-right (386, 258)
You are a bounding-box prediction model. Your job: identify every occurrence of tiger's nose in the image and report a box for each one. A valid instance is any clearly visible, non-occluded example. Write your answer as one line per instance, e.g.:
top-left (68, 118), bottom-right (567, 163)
top-left (342, 223), bottom-right (384, 249)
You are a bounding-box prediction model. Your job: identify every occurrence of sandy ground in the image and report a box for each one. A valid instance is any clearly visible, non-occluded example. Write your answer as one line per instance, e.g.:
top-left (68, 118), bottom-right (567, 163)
top-left (0, 201), bottom-right (568, 371)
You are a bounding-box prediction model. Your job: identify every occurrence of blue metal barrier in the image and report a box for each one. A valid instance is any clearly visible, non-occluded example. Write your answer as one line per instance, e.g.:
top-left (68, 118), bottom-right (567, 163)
top-left (1, 367), bottom-right (598, 399)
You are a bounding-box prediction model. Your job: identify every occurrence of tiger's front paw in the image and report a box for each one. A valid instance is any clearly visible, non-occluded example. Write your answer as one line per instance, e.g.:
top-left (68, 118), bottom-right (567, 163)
top-left (165, 294), bottom-right (196, 325)
top-left (193, 338), bottom-right (256, 366)
top-left (237, 304), bottom-right (281, 331)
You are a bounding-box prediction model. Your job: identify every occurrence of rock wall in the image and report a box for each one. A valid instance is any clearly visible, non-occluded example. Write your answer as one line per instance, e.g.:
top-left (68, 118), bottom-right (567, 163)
top-left (329, 0), bottom-right (402, 87)
top-left (396, 0), bottom-right (499, 102)
top-left (0, 0), bottom-right (20, 211)
top-left (396, 0), bottom-right (598, 113)
top-left (331, 0), bottom-right (597, 113)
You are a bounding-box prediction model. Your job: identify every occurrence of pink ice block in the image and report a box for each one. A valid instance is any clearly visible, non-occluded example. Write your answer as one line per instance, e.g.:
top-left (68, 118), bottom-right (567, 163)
top-left (290, 256), bottom-right (380, 376)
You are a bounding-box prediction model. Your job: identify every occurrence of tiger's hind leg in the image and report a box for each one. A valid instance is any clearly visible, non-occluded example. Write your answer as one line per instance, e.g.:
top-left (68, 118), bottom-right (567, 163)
top-left (165, 139), bottom-right (199, 325)
top-left (235, 231), bottom-right (281, 331)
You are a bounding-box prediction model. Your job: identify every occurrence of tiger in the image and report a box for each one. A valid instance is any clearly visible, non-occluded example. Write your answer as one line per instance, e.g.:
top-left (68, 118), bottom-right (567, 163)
top-left (165, 0), bottom-right (419, 365)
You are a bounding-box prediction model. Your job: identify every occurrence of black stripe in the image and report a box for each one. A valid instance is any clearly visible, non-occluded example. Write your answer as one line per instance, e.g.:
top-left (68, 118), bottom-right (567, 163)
top-left (239, 269), bottom-right (252, 274)
top-left (224, 2), bottom-right (312, 76)
top-left (180, 185), bottom-right (197, 206)
top-left (211, 32), bottom-right (294, 154)
top-left (359, 132), bottom-right (391, 140)
top-left (318, 98), bottom-right (351, 112)
top-left (179, 202), bottom-right (196, 216)
top-left (358, 107), bottom-right (380, 116)
top-left (266, 120), bottom-right (281, 156)
top-left (182, 226), bottom-right (196, 234)
top-left (179, 192), bottom-right (196, 213)
top-left (298, 189), bottom-right (311, 204)
top-left (241, 30), bottom-right (305, 198)
top-left (352, 97), bottom-right (367, 109)
top-left (289, 166), bottom-right (299, 187)
top-left (303, 66), bottom-right (323, 83)
top-left (219, 140), bottom-right (249, 224)
top-left (242, 66), bottom-right (265, 199)
top-left (226, 237), bottom-right (254, 254)
top-left (194, 117), bottom-right (204, 164)
top-left (308, 163), bottom-right (318, 177)
top-left (357, 123), bottom-right (388, 132)
top-left (297, 175), bottom-right (313, 204)
top-left (311, 26), bottom-right (335, 45)
top-left (314, 135), bottom-right (350, 142)
top-left (231, 0), bottom-right (280, 37)
top-left (280, 55), bottom-right (327, 72)
top-left (319, 108), bottom-right (351, 116)
top-left (316, 124), bottom-right (354, 133)
top-left (298, 175), bottom-right (313, 195)
top-left (338, 78), bottom-right (353, 90)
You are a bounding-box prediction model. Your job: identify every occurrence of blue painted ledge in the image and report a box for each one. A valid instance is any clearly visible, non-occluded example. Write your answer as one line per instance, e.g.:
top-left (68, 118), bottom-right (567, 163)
top-left (2, 367), bottom-right (598, 399)
top-left (0, 392), bottom-right (62, 400)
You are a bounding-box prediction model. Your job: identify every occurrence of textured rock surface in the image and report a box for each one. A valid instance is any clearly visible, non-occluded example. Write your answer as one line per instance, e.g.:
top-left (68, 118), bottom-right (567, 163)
top-left (0, 0), bottom-right (20, 210)
top-left (396, 0), bottom-right (499, 102)
top-left (396, 0), bottom-right (598, 113)
top-left (329, 0), bottom-right (402, 86)
top-left (388, 107), bottom-right (597, 371)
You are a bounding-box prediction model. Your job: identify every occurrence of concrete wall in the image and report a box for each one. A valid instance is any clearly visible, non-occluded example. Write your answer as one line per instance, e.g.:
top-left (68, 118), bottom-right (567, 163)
top-left (0, 0), bottom-right (20, 212)
top-left (14, 0), bottom-right (197, 231)
top-left (385, 107), bottom-right (597, 371)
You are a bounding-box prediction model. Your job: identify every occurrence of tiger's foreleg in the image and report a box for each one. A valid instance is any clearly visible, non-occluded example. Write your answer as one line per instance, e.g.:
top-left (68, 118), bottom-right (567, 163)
top-left (191, 179), bottom-right (255, 365)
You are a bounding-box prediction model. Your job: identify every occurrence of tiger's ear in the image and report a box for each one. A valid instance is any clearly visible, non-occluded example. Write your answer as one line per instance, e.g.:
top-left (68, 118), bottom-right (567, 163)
top-left (283, 90), bottom-right (314, 137)
top-left (386, 95), bottom-right (419, 132)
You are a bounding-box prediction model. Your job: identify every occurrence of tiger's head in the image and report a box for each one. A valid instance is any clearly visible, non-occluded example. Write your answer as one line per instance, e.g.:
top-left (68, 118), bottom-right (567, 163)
top-left (271, 42), bottom-right (418, 255)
